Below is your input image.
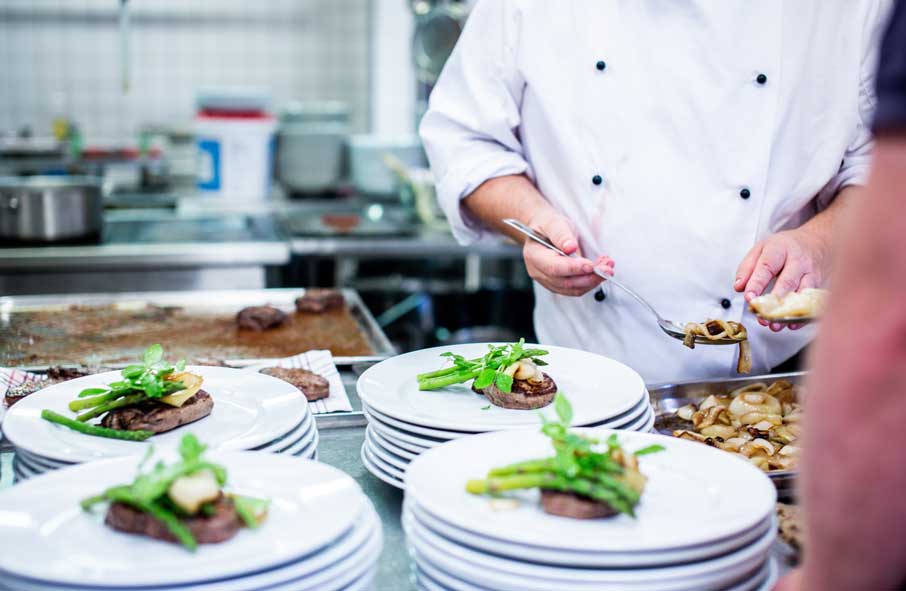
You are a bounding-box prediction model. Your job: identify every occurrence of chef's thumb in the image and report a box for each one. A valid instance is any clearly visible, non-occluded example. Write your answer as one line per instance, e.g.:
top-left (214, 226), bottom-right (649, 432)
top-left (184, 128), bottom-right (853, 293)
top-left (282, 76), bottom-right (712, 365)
top-left (542, 216), bottom-right (579, 255)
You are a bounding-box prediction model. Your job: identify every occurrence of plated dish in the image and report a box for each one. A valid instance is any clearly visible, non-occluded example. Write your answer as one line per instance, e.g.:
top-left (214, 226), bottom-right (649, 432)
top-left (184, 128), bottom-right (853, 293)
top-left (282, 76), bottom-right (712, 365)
top-left (417, 339), bottom-right (557, 410)
top-left (0, 450), bottom-right (372, 588)
top-left (682, 320), bottom-right (752, 374)
top-left (82, 434), bottom-right (269, 551)
top-left (359, 342), bottom-right (646, 431)
top-left (3, 363), bottom-right (308, 463)
top-left (749, 288), bottom-right (828, 321)
top-left (40, 344), bottom-right (209, 441)
top-left (467, 394), bottom-right (663, 519)
top-left (671, 380), bottom-right (801, 472)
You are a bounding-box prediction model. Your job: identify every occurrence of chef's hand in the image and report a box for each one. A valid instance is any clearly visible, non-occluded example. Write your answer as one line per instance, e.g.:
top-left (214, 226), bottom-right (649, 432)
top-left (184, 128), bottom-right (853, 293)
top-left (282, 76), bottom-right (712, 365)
top-left (522, 210), bottom-right (614, 297)
top-left (734, 227), bottom-right (829, 332)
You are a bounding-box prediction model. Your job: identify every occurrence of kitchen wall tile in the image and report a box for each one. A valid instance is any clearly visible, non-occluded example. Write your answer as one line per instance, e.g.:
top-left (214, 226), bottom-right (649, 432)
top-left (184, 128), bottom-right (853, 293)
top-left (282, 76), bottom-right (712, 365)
top-left (0, 0), bottom-right (371, 142)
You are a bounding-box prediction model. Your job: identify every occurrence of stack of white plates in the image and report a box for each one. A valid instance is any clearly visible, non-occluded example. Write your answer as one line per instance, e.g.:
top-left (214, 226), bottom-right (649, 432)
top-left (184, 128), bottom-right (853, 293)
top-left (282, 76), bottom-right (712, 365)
top-left (1, 366), bottom-right (319, 482)
top-left (404, 428), bottom-right (778, 591)
top-left (357, 344), bottom-right (654, 489)
top-left (0, 453), bottom-right (381, 591)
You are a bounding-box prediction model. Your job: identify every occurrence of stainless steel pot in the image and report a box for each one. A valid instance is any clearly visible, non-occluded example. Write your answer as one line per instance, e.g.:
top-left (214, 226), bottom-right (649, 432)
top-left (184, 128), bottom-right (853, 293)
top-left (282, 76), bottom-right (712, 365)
top-left (0, 176), bottom-right (103, 243)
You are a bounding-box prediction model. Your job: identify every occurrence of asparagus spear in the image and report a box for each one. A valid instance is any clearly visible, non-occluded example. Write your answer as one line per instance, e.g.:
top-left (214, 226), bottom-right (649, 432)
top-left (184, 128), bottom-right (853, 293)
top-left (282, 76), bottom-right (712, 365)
top-left (68, 390), bottom-right (130, 412)
top-left (466, 472), bottom-right (636, 516)
top-left (41, 410), bottom-right (154, 441)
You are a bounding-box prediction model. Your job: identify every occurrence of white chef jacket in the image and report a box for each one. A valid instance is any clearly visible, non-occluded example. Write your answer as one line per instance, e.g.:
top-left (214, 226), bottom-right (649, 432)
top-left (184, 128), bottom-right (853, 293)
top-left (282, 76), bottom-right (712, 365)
top-left (420, 0), bottom-right (890, 384)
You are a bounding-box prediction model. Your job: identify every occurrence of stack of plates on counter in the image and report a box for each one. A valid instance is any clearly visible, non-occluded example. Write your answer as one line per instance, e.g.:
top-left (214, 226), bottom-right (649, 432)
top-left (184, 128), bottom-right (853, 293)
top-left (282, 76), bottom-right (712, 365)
top-left (0, 453), bottom-right (382, 591)
top-left (357, 344), bottom-right (654, 489)
top-left (404, 428), bottom-right (779, 591)
top-left (1, 366), bottom-right (319, 482)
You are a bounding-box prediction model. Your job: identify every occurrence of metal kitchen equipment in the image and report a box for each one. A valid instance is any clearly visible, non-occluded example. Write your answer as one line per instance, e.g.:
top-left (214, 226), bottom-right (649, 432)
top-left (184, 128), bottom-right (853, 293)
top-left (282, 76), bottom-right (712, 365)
top-left (0, 176), bottom-right (103, 243)
top-left (276, 101), bottom-right (350, 196)
top-left (649, 371), bottom-right (804, 500)
top-left (502, 218), bottom-right (743, 346)
top-left (0, 288), bottom-right (394, 369)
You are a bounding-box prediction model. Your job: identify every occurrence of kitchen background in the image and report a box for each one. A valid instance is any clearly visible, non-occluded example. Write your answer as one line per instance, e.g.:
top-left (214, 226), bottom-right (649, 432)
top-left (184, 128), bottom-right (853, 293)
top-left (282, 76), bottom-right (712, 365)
top-left (0, 0), bottom-right (534, 352)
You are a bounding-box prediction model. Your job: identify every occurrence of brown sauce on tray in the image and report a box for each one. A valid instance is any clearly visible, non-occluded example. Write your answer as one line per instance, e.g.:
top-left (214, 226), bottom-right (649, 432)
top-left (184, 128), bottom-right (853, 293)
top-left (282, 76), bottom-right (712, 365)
top-left (0, 304), bottom-right (374, 367)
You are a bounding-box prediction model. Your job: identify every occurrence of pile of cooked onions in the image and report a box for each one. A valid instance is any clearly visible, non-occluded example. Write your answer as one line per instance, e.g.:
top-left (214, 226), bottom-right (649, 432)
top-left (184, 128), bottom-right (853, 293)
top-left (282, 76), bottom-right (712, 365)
top-left (672, 380), bottom-right (801, 472)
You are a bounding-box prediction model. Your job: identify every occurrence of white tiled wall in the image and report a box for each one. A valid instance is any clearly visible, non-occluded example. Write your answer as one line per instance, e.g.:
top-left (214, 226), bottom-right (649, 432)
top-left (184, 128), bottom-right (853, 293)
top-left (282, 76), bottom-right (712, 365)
top-left (0, 0), bottom-right (371, 142)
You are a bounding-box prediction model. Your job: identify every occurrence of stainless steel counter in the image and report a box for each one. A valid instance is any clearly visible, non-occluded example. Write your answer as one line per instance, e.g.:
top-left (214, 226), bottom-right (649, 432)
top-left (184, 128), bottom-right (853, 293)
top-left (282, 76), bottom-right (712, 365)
top-left (0, 210), bottom-right (289, 271)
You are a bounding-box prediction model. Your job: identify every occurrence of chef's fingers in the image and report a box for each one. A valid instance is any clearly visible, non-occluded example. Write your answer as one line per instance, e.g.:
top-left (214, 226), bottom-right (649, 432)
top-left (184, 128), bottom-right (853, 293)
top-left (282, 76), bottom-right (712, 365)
top-left (798, 272), bottom-right (818, 291)
top-left (524, 241), bottom-right (594, 277)
top-left (788, 322), bottom-right (803, 330)
top-left (770, 256), bottom-right (805, 299)
top-left (557, 273), bottom-right (605, 296)
top-left (537, 215), bottom-right (579, 255)
top-left (734, 242), bottom-right (764, 292)
top-left (743, 243), bottom-right (788, 301)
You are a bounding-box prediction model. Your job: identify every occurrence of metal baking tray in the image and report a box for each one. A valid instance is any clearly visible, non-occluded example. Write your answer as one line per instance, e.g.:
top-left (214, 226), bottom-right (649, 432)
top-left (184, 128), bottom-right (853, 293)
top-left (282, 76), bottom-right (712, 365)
top-left (649, 371), bottom-right (805, 500)
top-left (0, 288), bottom-right (395, 369)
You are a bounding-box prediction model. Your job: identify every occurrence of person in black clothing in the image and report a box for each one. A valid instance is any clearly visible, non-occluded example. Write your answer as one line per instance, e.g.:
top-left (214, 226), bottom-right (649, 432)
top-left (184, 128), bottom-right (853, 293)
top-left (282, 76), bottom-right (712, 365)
top-left (778, 3), bottom-right (906, 589)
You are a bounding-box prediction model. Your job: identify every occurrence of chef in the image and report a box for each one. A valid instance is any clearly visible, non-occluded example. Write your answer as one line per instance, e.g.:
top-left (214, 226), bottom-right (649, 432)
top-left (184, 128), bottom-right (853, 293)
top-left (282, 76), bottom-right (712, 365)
top-left (420, 0), bottom-right (891, 383)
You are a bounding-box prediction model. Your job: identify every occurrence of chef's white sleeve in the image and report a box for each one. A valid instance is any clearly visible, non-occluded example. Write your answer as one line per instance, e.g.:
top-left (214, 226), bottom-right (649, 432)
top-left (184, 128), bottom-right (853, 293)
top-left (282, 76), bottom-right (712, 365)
top-left (816, 0), bottom-right (890, 208)
top-left (418, 0), bottom-right (528, 245)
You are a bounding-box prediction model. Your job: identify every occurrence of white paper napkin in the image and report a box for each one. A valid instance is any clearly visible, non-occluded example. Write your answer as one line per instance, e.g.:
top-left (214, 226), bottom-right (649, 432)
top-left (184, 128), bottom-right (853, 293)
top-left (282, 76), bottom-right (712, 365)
top-left (244, 350), bottom-right (352, 414)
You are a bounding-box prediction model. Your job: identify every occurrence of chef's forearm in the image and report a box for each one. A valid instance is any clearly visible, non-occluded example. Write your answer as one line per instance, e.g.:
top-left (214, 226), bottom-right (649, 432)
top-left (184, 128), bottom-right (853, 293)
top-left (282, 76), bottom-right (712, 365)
top-left (801, 137), bottom-right (906, 589)
top-left (797, 184), bottom-right (859, 258)
top-left (462, 175), bottom-right (557, 243)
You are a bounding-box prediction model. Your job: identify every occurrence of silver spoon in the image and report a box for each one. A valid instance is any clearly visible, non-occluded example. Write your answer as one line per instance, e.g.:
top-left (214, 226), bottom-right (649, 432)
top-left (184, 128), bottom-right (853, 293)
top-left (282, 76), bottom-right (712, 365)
top-left (502, 218), bottom-right (743, 346)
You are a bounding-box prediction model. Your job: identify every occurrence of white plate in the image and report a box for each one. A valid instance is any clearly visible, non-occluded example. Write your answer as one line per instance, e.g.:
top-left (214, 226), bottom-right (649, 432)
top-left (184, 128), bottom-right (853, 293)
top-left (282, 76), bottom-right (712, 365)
top-left (360, 442), bottom-right (405, 489)
top-left (367, 425), bottom-right (418, 460)
top-left (16, 448), bottom-right (73, 469)
top-left (406, 429), bottom-right (776, 553)
top-left (255, 409), bottom-right (313, 452)
top-left (366, 412), bottom-right (440, 450)
top-left (261, 415), bottom-right (316, 454)
top-left (366, 427), bottom-right (410, 471)
top-left (0, 452), bottom-right (367, 586)
top-left (2, 366), bottom-right (309, 463)
top-left (406, 511), bottom-right (774, 590)
top-left (405, 499), bottom-right (774, 568)
top-left (365, 395), bottom-right (651, 441)
top-left (358, 343), bottom-right (646, 431)
top-left (362, 440), bottom-right (406, 482)
top-left (285, 429), bottom-right (319, 458)
top-left (412, 555), bottom-right (773, 591)
top-left (1, 505), bottom-right (382, 591)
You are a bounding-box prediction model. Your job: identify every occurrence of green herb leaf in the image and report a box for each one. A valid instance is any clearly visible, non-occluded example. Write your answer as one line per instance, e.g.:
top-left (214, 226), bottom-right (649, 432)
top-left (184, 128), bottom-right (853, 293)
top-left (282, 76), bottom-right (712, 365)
top-left (494, 372), bottom-right (514, 394)
top-left (175, 360), bottom-right (186, 372)
top-left (121, 365), bottom-right (145, 379)
top-left (481, 405), bottom-right (490, 410)
top-left (143, 344), bottom-right (164, 367)
top-left (634, 444), bottom-right (666, 456)
top-left (473, 368), bottom-right (497, 390)
top-left (531, 358), bottom-right (548, 366)
top-left (179, 434), bottom-right (207, 463)
top-left (554, 393), bottom-right (573, 426)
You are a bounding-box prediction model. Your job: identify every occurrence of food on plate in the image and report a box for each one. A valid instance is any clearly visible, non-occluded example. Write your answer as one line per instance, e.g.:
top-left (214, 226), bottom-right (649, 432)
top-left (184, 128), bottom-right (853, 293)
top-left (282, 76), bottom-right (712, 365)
top-left (295, 289), bottom-right (344, 313)
top-left (235, 306), bottom-right (288, 331)
top-left (466, 394), bottom-right (663, 518)
top-left (5, 367), bottom-right (96, 407)
top-left (81, 434), bottom-right (269, 551)
top-left (417, 339), bottom-right (556, 410)
top-left (260, 367), bottom-right (330, 401)
top-left (40, 344), bottom-right (211, 441)
top-left (749, 288), bottom-right (828, 320)
top-left (682, 320), bottom-right (752, 374)
top-left (671, 380), bottom-right (801, 472)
